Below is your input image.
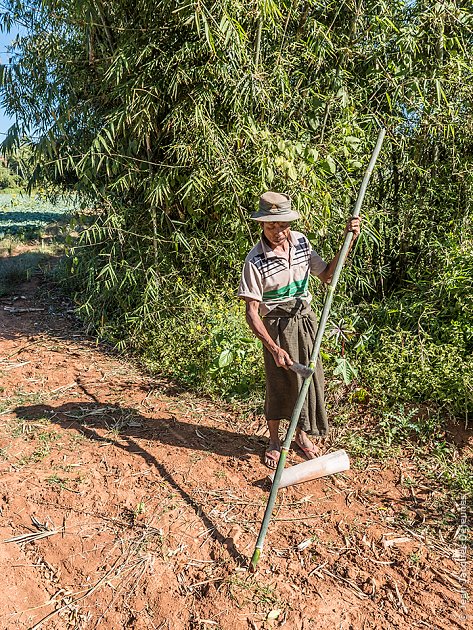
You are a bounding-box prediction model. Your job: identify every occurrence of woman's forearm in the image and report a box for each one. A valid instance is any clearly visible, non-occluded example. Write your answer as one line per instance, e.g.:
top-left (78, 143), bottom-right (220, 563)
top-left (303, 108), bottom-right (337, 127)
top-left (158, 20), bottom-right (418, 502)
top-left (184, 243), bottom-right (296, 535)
top-left (246, 309), bottom-right (278, 353)
top-left (318, 219), bottom-right (359, 283)
top-left (244, 299), bottom-right (293, 368)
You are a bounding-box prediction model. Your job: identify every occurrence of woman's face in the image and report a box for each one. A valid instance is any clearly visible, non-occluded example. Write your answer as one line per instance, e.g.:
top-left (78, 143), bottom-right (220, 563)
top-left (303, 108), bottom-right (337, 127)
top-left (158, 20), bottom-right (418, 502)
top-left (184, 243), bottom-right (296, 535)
top-left (262, 221), bottom-right (291, 247)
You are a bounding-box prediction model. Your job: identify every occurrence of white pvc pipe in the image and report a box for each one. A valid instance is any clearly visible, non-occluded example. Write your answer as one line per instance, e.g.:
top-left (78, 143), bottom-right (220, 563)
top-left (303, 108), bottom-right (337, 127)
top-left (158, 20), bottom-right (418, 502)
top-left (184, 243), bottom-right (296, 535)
top-left (269, 449), bottom-right (350, 488)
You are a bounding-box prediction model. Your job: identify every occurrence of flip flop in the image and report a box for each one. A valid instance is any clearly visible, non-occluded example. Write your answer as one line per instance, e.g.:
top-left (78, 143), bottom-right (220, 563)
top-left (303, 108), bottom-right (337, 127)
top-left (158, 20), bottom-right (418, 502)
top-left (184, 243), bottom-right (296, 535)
top-left (264, 448), bottom-right (281, 470)
top-left (295, 440), bottom-right (321, 460)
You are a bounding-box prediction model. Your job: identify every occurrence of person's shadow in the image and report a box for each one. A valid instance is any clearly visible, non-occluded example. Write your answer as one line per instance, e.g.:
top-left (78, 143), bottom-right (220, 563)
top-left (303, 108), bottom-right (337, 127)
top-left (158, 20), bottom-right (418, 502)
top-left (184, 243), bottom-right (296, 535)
top-left (14, 399), bottom-right (268, 566)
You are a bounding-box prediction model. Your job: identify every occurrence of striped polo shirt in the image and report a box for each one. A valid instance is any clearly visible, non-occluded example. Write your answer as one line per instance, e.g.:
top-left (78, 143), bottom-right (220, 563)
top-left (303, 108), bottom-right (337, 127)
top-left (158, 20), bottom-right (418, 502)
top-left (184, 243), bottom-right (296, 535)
top-left (238, 230), bottom-right (327, 316)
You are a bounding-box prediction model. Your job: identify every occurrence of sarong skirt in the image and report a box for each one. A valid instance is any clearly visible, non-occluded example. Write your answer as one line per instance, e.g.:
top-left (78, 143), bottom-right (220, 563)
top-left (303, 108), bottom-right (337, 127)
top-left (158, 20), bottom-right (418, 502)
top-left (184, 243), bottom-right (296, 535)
top-left (262, 299), bottom-right (328, 437)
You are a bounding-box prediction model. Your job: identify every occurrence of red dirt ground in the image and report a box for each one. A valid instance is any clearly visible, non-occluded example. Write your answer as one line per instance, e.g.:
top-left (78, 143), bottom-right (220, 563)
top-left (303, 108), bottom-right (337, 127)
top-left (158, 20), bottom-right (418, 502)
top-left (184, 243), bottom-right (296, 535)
top-left (0, 258), bottom-right (470, 629)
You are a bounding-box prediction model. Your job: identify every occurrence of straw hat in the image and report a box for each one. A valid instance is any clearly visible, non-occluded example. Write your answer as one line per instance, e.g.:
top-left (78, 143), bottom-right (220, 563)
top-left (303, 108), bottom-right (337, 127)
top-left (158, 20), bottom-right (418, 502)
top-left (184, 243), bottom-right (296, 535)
top-left (250, 191), bottom-right (300, 222)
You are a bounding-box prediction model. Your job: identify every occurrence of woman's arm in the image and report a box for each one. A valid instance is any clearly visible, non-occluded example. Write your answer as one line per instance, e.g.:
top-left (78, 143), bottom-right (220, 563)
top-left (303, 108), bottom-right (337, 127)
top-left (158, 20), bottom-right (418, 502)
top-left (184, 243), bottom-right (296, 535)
top-left (317, 217), bottom-right (361, 283)
top-left (245, 299), bottom-right (293, 369)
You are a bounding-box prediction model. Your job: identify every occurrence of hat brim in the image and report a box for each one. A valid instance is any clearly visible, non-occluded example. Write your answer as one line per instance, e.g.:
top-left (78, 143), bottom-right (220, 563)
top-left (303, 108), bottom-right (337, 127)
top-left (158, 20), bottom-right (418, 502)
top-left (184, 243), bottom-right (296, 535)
top-left (250, 210), bottom-right (300, 222)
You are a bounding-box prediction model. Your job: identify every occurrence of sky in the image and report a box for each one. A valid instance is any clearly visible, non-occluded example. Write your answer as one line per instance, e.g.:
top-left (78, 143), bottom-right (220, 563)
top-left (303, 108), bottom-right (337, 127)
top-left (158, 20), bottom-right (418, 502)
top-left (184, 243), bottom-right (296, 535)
top-left (0, 24), bottom-right (21, 138)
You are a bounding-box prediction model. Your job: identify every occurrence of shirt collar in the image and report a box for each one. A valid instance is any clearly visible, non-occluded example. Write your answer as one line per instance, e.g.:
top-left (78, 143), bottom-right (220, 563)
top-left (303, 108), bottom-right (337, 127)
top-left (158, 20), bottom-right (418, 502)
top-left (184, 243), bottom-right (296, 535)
top-left (260, 231), bottom-right (297, 259)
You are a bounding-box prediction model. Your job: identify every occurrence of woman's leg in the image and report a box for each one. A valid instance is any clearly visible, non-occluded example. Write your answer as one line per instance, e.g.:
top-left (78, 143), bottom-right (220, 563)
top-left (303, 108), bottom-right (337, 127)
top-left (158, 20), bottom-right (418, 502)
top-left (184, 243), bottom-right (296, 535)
top-left (294, 427), bottom-right (322, 459)
top-left (264, 419), bottom-right (281, 469)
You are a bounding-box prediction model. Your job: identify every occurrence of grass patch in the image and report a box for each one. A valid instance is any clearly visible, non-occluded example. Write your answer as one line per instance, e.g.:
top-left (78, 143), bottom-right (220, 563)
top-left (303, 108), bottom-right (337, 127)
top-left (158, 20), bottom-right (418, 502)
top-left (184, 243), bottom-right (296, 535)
top-left (18, 442), bottom-right (51, 465)
top-left (11, 416), bottom-right (51, 438)
top-left (46, 473), bottom-right (81, 492)
top-left (0, 251), bottom-right (54, 296)
top-left (46, 473), bottom-right (68, 488)
top-left (16, 431), bottom-right (62, 466)
top-left (335, 404), bottom-right (448, 459)
top-left (421, 444), bottom-right (473, 497)
top-left (226, 574), bottom-right (283, 612)
top-left (334, 403), bottom-right (472, 529)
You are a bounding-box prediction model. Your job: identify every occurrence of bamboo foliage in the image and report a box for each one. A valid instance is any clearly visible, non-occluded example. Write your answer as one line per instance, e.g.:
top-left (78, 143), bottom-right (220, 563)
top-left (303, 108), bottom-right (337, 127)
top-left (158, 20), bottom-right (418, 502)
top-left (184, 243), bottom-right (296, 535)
top-left (0, 1), bottom-right (472, 409)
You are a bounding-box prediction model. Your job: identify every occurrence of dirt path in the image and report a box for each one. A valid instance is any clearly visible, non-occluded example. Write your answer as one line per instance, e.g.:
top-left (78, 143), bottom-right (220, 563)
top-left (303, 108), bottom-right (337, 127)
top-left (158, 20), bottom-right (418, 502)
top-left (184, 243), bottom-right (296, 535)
top-left (0, 264), bottom-right (469, 629)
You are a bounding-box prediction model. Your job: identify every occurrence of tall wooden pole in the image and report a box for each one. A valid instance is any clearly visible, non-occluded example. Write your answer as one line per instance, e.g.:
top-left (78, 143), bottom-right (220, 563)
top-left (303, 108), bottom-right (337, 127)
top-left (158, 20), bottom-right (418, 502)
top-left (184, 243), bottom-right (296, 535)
top-left (250, 128), bottom-right (386, 571)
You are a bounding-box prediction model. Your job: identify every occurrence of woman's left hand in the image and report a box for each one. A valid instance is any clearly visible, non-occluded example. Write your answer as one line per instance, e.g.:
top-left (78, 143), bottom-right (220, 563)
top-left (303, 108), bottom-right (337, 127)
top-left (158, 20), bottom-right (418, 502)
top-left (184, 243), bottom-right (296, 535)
top-left (344, 217), bottom-right (361, 240)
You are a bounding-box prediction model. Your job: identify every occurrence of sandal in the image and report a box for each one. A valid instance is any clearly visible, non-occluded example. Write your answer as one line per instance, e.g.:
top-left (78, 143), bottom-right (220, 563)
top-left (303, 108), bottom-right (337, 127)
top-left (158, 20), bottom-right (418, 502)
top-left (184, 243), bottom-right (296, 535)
top-left (295, 438), bottom-right (321, 460)
top-left (264, 448), bottom-right (281, 470)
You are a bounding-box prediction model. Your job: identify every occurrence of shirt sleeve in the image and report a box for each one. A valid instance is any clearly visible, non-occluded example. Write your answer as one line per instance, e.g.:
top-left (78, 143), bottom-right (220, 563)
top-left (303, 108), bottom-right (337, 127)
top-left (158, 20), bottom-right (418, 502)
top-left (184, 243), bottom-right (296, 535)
top-left (238, 261), bottom-right (263, 302)
top-left (309, 248), bottom-right (327, 277)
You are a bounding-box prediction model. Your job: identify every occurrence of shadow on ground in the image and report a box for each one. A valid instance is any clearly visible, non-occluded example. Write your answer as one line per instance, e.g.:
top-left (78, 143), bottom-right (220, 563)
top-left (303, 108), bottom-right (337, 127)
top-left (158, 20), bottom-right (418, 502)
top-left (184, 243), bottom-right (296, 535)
top-left (13, 400), bottom-right (267, 566)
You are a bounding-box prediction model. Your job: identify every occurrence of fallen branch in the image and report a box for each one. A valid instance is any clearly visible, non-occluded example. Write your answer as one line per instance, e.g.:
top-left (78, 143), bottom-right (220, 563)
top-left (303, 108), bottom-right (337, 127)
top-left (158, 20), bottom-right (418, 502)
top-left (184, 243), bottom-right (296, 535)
top-left (3, 306), bottom-right (45, 313)
top-left (392, 579), bottom-right (408, 614)
top-left (4, 528), bottom-right (64, 544)
top-left (2, 361), bottom-right (32, 370)
top-left (50, 382), bottom-right (77, 393)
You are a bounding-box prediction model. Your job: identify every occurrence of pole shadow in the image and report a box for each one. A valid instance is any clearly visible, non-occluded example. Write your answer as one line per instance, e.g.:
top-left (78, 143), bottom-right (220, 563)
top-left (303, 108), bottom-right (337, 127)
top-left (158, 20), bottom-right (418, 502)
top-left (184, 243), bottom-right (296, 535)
top-left (13, 400), bottom-right (268, 566)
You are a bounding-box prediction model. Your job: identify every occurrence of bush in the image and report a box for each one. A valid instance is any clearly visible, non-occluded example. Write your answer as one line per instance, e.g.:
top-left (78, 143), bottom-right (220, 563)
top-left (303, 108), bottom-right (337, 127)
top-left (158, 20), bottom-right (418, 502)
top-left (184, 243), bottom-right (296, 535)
top-left (142, 293), bottom-right (264, 399)
top-left (345, 237), bottom-right (473, 416)
top-left (357, 332), bottom-right (472, 415)
top-left (0, 166), bottom-right (21, 190)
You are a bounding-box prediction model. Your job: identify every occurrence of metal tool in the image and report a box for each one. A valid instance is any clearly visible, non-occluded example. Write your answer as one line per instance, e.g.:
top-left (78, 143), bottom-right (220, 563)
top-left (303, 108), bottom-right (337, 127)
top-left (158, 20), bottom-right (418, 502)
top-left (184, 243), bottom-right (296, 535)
top-left (289, 362), bottom-right (314, 379)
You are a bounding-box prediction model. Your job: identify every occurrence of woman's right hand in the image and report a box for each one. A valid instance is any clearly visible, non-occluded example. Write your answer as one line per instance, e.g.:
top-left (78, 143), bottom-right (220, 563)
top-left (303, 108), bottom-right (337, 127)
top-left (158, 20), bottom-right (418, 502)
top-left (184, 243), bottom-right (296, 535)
top-left (271, 346), bottom-right (293, 369)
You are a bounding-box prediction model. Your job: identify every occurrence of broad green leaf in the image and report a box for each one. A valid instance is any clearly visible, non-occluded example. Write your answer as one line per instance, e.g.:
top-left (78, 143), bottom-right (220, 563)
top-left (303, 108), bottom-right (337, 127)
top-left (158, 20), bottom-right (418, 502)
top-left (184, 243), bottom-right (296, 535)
top-left (345, 136), bottom-right (361, 146)
top-left (333, 357), bottom-right (358, 385)
top-left (218, 348), bottom-right (234, 368)
top-left (287, 163), bottom-right (298, 180)
top-left (320, 156), bottom-right (336, 174)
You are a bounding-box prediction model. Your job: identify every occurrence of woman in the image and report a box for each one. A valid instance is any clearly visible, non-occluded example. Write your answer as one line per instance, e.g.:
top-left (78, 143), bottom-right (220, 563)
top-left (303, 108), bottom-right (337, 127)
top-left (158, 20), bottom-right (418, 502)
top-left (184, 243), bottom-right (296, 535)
top-left (238, 191), bottom-right (360, 468)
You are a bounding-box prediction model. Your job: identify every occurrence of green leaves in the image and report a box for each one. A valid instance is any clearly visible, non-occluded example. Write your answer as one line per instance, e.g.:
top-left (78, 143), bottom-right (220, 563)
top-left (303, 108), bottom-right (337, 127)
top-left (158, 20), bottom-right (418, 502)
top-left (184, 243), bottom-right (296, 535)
top-left (0, 0), bottom-right (471, 415)
top-left (333, 357), bottom-right (358, 385)
top-left (320, 155), bottom-right (336, 174)
top-left (218, 348), bottom-right (233, 368)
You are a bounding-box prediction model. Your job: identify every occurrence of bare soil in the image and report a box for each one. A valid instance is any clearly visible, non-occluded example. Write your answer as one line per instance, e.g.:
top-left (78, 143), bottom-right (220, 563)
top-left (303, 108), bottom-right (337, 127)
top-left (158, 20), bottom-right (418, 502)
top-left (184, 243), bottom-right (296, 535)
top-left (0, 253), bottom-right (470, 630)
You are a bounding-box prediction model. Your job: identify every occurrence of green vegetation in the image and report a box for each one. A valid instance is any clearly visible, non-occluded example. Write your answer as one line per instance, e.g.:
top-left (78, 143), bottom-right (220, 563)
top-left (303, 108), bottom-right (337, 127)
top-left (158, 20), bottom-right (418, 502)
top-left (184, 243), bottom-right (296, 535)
top-left (0, 164), bottom-right (21, 191)
top-left (0, 1), bottom-right (472, 423)
top-left (140, 296), bottom-right (263, 398)
top-left (335, 404), bottom-right (473, 499)
top-left (0, 193), bottom-right (71, 239)
top-left (0, 143), bottom-right (35, 192)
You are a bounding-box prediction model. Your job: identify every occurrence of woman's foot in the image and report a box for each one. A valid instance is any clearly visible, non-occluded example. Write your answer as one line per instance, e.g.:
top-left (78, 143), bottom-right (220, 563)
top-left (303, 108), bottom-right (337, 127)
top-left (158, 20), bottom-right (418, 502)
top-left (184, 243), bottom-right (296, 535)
top-left (264, 440), bottom-right (281, 469)
top-left (294, 430), bottom-right (321, 460)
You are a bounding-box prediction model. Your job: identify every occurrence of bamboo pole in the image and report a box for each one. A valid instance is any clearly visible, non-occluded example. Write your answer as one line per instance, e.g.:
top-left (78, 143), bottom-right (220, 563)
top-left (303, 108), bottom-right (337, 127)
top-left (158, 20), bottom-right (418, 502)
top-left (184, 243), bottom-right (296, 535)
top-left (250, 128), bottom-right (386, 571)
